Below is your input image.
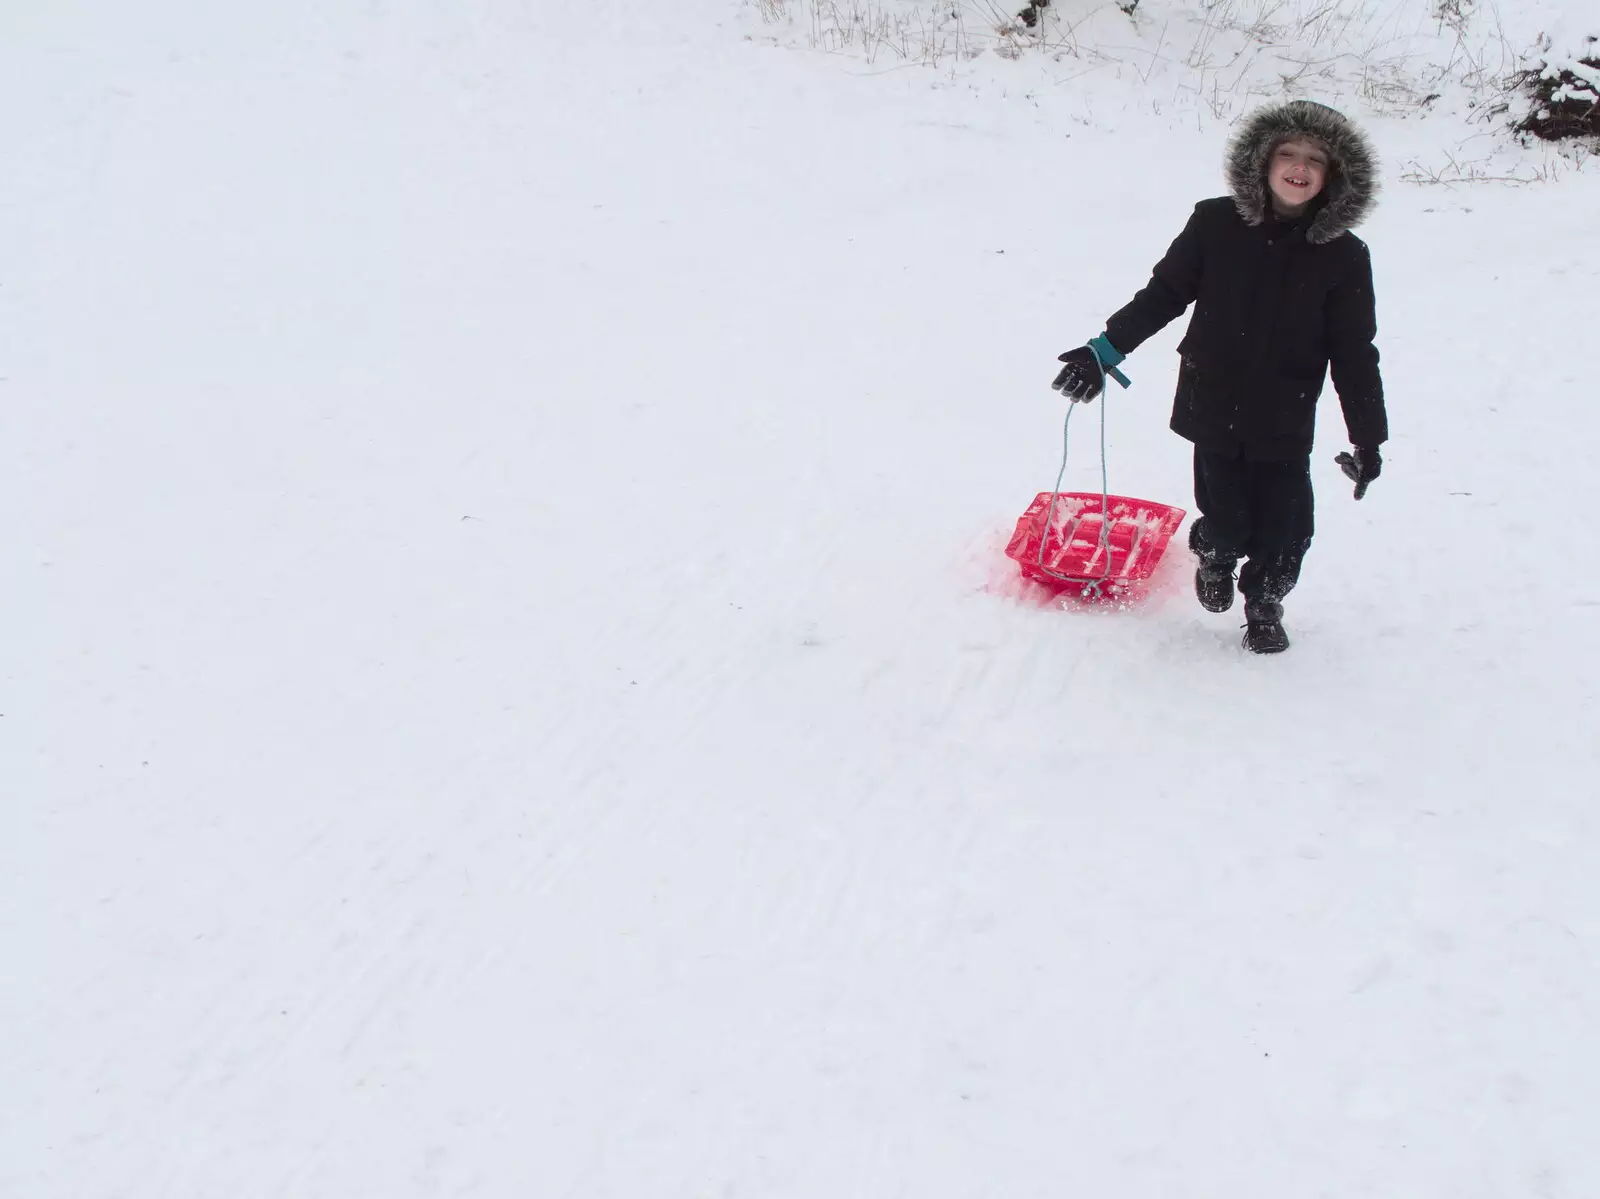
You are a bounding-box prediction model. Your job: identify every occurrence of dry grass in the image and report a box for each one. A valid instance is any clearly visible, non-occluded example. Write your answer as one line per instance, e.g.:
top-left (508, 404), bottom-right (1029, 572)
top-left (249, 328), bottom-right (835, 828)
top-left (747, 0), bottom-right (1597, 153)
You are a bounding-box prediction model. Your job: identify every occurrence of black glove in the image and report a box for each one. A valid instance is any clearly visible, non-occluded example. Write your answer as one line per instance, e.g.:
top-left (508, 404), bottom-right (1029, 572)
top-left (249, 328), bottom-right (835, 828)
top-left (1051, 346), bottom-right (1104, 402)
top-left (1334, 446), bottom-right (1382, 500)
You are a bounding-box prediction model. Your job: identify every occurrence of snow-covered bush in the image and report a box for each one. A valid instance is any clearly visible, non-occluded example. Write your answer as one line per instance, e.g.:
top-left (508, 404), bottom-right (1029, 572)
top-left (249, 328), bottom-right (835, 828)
top-left (1513, 37), bottom-right (1600, 145)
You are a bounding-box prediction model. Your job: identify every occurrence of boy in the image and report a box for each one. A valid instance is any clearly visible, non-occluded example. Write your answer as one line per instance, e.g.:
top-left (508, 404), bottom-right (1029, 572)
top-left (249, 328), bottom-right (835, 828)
top-left (1051, 100), bottom-right (1388, 653)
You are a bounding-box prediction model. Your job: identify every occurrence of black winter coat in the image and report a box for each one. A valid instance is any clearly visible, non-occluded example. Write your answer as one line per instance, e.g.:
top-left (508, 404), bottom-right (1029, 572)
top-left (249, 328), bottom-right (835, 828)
top-left (1104, 196), bottom-right (1387, 462)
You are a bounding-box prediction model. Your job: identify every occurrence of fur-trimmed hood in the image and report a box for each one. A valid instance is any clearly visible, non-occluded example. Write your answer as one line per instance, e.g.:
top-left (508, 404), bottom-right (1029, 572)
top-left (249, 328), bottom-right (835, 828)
top-left (1224, 101), bottom-right (1379, 244)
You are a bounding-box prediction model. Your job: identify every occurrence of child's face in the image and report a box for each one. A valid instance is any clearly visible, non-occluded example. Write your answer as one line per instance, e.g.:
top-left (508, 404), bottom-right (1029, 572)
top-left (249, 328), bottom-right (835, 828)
top-left (1267, 137), bottom-right (1330, 213)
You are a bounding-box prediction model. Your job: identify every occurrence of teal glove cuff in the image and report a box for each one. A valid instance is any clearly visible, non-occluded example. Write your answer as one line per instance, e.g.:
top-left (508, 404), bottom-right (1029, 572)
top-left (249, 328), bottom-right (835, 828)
top-left (1087, 334), bottom-right (1131, 389)
top-left (1087, 333), bottom-right (1125, 367)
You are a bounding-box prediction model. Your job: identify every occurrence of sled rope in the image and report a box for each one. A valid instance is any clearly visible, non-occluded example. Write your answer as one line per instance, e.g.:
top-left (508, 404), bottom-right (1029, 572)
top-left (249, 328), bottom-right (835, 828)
top-left (1036, 353), bottom-right (1114, 597)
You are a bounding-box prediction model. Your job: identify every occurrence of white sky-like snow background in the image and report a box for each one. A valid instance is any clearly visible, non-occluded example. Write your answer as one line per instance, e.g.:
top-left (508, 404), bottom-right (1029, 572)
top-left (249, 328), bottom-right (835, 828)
top-left (4, 1), bottom-right (1598, 1196)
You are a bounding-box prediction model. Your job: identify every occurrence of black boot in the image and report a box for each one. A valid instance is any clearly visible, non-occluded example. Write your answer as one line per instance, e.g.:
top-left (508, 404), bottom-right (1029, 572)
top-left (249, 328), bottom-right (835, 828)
top-left (1188, 521), bottom-right (1237, 613)
top-left (1242, 599), bottom-right (1290, 654)
top-left (1195, 561), bottom-right (1236, 613)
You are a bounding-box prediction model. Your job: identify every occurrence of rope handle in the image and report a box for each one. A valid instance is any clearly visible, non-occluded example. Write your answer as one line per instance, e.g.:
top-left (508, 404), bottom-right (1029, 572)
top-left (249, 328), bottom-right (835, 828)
top-left (1034, 354), bottom-right (1115, 597)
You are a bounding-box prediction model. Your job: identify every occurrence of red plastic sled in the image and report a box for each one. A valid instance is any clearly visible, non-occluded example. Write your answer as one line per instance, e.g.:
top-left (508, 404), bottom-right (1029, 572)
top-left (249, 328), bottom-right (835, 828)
top-left (1005, 491), bottom-right (1187, 602)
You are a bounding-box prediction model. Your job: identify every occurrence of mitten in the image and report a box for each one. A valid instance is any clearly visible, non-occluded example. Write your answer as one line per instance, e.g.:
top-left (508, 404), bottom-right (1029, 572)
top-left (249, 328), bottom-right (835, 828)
top-left (1334, 446), bottom-right (1382, 500)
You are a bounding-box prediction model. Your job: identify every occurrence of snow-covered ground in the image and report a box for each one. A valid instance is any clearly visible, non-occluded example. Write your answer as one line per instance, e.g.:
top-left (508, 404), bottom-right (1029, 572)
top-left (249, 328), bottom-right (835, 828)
top-left (5, 2), bottom-right (1598, 1195)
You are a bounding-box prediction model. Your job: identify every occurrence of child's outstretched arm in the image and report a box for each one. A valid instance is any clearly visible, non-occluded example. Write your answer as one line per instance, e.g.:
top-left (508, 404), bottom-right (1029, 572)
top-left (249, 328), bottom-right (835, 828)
top-left (1051, 204), bottom-right (1207, 403)
top-left (1103, 203), bottom-right (1208, 357)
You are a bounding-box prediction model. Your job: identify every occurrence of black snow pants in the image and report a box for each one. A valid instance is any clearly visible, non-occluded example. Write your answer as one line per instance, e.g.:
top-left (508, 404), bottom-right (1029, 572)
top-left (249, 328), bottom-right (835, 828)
top-left (1187, 447), bottom-right (1314, 604)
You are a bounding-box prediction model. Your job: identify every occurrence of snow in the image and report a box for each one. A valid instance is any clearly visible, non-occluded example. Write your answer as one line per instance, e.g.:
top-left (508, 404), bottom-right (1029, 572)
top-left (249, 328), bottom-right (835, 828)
top-left (5, 1), bottom-right (1599, 1196)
